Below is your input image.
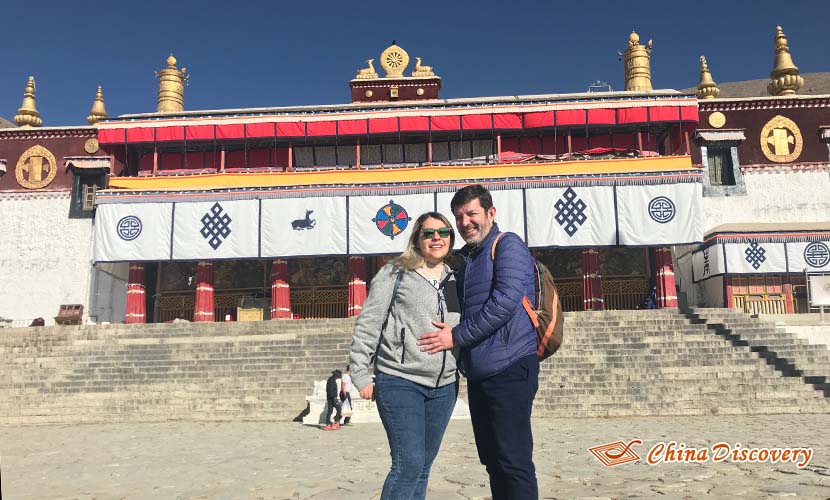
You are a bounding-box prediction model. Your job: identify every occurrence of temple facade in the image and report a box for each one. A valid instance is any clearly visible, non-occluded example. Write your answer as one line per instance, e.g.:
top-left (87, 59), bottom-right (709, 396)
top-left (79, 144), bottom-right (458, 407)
top-left (1, 28), bottom-right (827, 326)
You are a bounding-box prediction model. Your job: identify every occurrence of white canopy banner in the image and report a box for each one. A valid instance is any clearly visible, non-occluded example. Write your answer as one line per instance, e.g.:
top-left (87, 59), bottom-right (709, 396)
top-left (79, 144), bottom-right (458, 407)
top-left (692, 244), bottom-right (726, 282)
top-left (261, 197), bottom-right (347, 257)
top-left (348, 194), bottom-right (435, 255)
top-left (93, 202), bottom-right (174, 262)
top-left (172, 200), bottom-right (260, 260)
top-left (525, 186), bottom-right (616, 248)
top-left (786, 241), bottom-right (830, 272)
top-left (724, 242), bottom-right (788, 274)
top-left (617, 183), bottom-right (702, 246)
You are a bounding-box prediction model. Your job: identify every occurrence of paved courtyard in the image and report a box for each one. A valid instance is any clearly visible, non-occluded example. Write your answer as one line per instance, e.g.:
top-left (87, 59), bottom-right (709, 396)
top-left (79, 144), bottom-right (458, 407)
top-left (1, 414), bottom-right (828, 499)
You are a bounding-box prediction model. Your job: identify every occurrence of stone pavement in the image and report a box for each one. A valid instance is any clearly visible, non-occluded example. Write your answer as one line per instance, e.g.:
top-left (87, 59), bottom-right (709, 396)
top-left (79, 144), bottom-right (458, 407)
top-left (1, 414), bottom-right (829, 500)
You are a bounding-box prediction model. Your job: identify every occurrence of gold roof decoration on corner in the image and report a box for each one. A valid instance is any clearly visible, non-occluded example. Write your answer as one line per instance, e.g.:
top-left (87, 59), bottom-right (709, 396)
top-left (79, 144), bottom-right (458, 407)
top-left (696, 56), bottom-right (719, 100)
top-left (14, 76), bottom-right (42, 128)
top-left (767, 26), bottom-right (803, 96)
top-left (411, 57), bottom-right (435, 77)
top-left (379, 41), bottom-right (409, 78)
top-left (155, 54), bottom-right (189, 113)
top-left (87, 86), bottom-right (108, 125)
top-left (620, 31), bottom-right (653, 92)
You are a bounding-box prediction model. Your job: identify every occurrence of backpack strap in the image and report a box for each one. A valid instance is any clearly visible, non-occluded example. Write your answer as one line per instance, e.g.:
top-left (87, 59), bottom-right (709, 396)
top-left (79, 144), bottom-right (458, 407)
top-left (490, 232), bottom-right (538, 327)
top-left (490, 232), bottom-right (505, 260)
top-left (372, 268), bottom-right (404, 368)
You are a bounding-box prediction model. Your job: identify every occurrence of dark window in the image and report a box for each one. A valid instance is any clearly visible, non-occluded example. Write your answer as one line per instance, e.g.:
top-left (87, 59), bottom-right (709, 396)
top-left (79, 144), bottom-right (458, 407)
top-left (707, 148), bottom-right (735, 186)
top-left (69, 170), bottom-right (107, 218)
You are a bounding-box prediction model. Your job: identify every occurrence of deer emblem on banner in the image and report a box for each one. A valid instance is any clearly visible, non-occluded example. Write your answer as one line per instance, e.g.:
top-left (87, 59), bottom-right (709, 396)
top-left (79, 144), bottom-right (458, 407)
top-left (292, 210), bottom-right (316, 231)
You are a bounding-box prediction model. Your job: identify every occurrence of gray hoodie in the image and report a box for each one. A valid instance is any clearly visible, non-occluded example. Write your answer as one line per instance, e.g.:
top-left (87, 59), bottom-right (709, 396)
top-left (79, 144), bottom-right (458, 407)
top-left (349, 262), bottom-right (461, 391)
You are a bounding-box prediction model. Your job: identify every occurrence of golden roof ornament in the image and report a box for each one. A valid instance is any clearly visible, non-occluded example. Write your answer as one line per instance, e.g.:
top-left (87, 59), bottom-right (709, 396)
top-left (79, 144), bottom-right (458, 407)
top-left (155, 54), bottom-right (188, 113)
top-left (14, 76), bottom-right (42, 128)
top-left (412, 57), bottom-right (435, 77)
top-left (620, 31), bottom-right (653, 91)
top-left (355, 59), bottom-right (379, 80)
top-left (767, 26), bottom-right (803, 96)
top-left (87, 86), bottom-right (108, 125)
top-left (380, 41), bottom-right (410, 78)
top-left (696, 56), bottom-right (720, 99)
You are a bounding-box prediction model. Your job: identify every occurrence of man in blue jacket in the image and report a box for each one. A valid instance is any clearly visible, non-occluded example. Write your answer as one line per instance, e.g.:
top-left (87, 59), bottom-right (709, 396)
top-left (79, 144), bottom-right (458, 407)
top-left (418, 184), bottom-right (539, 499)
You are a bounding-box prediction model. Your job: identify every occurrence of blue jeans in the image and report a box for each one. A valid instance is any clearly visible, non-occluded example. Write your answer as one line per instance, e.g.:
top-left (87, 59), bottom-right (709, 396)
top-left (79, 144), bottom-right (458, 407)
top-left (468, 354), bottom-right (539, 500)
top-left (375, 371), bottom-right (458, 500)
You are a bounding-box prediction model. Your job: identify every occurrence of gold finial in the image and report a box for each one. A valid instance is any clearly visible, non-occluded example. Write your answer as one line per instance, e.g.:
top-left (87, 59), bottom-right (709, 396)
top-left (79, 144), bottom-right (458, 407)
top-left (86, 86), bottom-right (108, 125)
top-left (355, 59), bottom-right (379, 80)
top-left (696, 56), bottom-right (720, 99)
top-left (411, 57), bottom-right (435, 77)
top-left (767, 26), bottom-right (803, 96)
top-left (14, 76), bottom-right (42, 128)
top-left (620, 31), bottom-right (653, 91)
top-left (379, 42), bottom-right (410, 78)
top-left (155, 53), bottom-right (188, 112)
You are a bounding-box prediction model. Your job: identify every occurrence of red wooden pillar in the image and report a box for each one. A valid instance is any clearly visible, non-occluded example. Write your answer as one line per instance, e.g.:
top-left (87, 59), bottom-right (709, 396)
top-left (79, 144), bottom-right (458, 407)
top-left (270, 259), bottom-right (292, 319)
top-left (783, 274), bottom-right (795, 314)
top-left (725, 275), bottom-right (735, 309)
top-left (125, 263), bottom-right (146, 324)
top-left (193, 262), bottom-right (215, 322)
top-left (654, 247), bottom-right (678, 308)
top-left (348, 256), bottom-right (368, 317)
top-left (582, 249), bottom-right (604, 310)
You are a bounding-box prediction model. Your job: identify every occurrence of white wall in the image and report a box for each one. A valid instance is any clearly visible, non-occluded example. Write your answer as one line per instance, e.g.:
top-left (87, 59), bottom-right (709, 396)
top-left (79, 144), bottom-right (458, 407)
top-left (0, 192), bottom-right (94, 325)
top-left (88, 262), bottom-right (129, 324)
top-left (704, 171), bottom-right (830, 228)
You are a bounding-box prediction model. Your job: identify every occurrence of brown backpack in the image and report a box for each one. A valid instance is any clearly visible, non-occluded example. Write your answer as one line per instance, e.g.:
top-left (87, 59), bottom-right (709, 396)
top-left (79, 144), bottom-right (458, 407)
top-left (492, 233), bottom-right (565, 361)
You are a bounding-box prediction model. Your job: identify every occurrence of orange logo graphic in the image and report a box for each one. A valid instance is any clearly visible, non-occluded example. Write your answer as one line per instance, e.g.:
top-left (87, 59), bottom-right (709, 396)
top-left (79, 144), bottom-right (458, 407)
top-left (588, 439), bottom-right (643, 467)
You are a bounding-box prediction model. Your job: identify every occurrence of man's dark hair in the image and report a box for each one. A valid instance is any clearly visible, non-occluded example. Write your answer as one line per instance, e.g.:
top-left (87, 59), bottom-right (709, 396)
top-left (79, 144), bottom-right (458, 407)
top-left (450, 184), bottom-right (493, 214)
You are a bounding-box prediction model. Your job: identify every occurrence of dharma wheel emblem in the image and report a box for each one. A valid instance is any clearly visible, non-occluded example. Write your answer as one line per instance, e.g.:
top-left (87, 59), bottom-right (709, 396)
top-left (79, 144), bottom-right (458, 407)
top-left (760, 115), bottom-right (802, 163)
top-left (15, 145), bottom-right (57, 189)
top-left (380, 43), bottom-right (409, 78)
top-left (373, 200), bottom-right (411, 240)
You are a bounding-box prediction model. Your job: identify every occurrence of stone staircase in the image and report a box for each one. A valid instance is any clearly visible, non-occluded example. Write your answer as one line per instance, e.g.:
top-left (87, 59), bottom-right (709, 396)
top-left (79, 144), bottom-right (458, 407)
top-left (686, 308), bottom-right (830, 397)
top-left (0, 310), bottom-right (828, 424)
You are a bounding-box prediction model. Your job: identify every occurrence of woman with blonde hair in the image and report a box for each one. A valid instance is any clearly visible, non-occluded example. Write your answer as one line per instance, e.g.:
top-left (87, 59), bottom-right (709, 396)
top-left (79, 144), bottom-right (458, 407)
top-left (349, 211), bottom-right (461, 500)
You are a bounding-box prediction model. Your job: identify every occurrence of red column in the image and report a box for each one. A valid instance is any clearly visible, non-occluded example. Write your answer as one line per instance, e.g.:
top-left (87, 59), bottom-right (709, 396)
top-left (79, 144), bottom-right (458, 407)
top-left (270, 259), bottom-right (292, 319)
top-left (348, 256), bottom-right (368, 317)
top-left (125, 263), bottom-right (146, 324)
top-left (782, 274), bottom-right (795, 314)
top-left (582, 249), bottom-right (604, 310)
top-left (193, 261), bottom-right (215, 322)
top-left (654, 247), bottom-right (678, 308)
top-left (725, 275), bottom-right (735, 309)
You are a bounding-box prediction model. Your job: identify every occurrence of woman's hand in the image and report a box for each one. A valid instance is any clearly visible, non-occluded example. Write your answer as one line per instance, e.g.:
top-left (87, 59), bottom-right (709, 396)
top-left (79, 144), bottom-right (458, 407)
top-left (359, 383), bottom-right (375, 401)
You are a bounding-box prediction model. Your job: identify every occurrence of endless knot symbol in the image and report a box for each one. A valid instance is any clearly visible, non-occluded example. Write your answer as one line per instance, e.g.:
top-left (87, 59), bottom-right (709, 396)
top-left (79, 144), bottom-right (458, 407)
top-left (702, 248), bottom-right (710, 276)
top-left (554, 188), bottom-right (588, 237)
top-left (200, 202), bottom-right (232, 250)
top-left (117, 216), bottom-right (142, 241)
top-left (648, 196), bottom-right (675, 224)
top-left (804, 242), bottom-right (830, 268)
top-left (372, 200), bottom-right (410, 240)
top-left (744, 242), bottom-right (767, 270)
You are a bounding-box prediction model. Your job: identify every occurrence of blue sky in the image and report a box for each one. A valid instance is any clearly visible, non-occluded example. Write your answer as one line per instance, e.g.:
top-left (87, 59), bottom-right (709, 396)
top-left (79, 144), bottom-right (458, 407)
top-left (1, 0), bottom-right (826, 126)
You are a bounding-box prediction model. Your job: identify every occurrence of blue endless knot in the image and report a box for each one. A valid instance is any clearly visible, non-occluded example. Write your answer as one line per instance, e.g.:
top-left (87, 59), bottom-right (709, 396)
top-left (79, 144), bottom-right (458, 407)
top-left (554, 188), bottom-right (588, 237)
top-left (744, 242), bottom-right (767, 270)
top-left (117, 215), bottom-right (142, 241)
top-left (804, 242), bottom-right (830, 268)
top-left (200, 202), bottom-right (232, 250)
top-left (648, 196), bottom-right (675, 224)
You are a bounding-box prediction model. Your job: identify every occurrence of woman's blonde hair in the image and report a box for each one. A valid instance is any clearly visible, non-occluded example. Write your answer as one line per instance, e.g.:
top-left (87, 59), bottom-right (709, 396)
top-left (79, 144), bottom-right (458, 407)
top-left (394, 212), bottom-right (456, 271)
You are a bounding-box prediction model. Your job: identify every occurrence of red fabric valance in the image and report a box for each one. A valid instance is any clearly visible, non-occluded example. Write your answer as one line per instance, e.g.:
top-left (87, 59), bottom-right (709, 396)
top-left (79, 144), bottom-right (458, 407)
top-left (649, 106), bottom-right (680, 122)
top-left (681, 106), bottom-right (699, 122)
top-left (461, 114), bottom-right (492, 130)
top-left (126, 127), bottom-right (155, 143)
top-left (246, 123), bottom-right (276, 139)
top-left (276, 122), bottom-right (305, 137)
top-left (399, 116), bottom-right (429, 132)
top-left (430, 115), bottom-right (461, 131)
top-left (338, 119), bottom-right (368, 135)
top-left (587, 109), bottom-right (616, 125)
top-left (216, 124), bottom-right (245, 140)
top-left (369, 118), bottom-right (398, 134)
top-left (156, 126), bottom-right (185, 142)
top-left (617, 107), bottom-right (649, 124)
top-left (186, 125), bottom-right (215, 141)
top-left (556, 110), bottom-right (586, 126)
top-left (523, 111), bottom-right (553, 129)
top-left (99, 128), bottom-right (126, 145)
top-left (307, 121), bottom-right (337, 137)
top-left (493, 113), bottom-right (522, 129)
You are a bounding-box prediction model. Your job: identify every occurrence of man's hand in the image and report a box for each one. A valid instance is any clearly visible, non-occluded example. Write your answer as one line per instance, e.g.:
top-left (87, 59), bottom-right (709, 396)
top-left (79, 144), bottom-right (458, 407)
top-left (359, 384), bottom-right (374, 401)
top-left (417, 321), bottom-right (456, 354)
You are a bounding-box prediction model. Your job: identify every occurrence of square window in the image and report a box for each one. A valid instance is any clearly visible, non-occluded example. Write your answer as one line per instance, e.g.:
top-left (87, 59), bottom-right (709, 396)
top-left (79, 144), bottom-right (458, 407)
top-left (706, 148), bottom-right (735, 186)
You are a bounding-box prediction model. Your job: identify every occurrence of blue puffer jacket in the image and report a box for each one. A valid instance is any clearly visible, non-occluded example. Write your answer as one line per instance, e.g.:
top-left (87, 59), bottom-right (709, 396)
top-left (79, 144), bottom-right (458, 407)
top-left (451, 224), bottom-right (537, 380)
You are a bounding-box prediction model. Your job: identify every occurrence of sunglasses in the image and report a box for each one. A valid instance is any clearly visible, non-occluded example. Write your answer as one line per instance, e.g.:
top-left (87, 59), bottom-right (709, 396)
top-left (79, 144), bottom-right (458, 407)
top-left (422, 227), bottom-right (452, 239)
